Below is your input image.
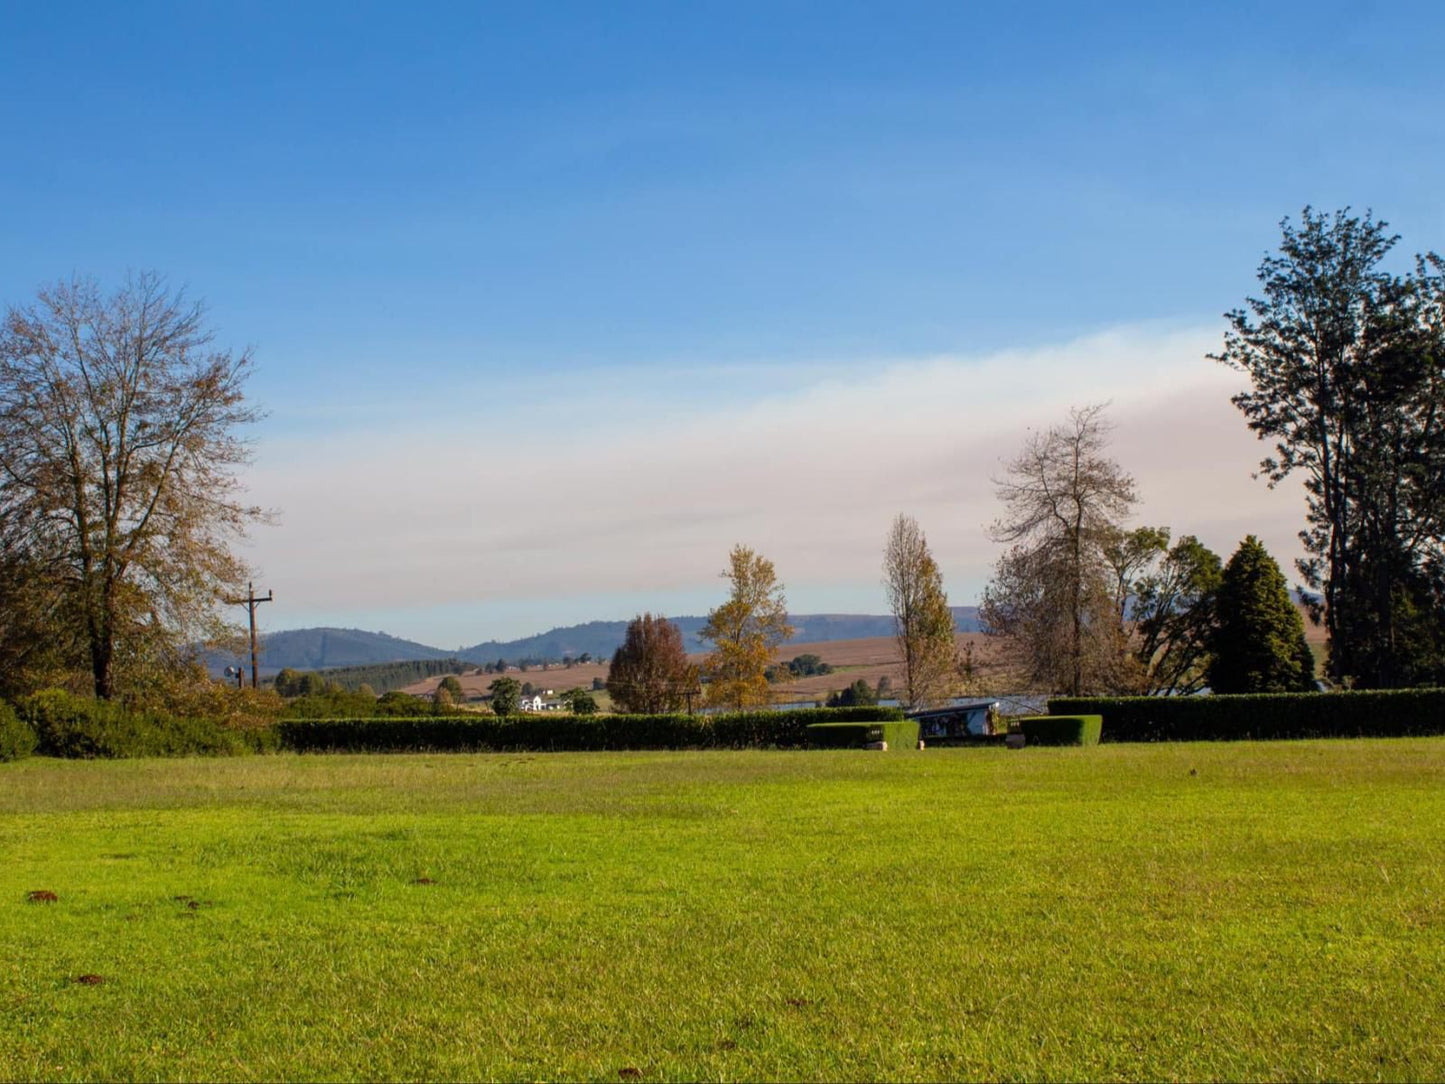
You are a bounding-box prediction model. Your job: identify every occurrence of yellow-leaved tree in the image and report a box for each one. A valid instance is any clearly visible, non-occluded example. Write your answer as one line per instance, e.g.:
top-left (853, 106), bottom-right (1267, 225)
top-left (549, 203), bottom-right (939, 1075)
top-left (700, 544), bottom-right (794, 710)
top-left (883, 513), bottom-right (958, 708)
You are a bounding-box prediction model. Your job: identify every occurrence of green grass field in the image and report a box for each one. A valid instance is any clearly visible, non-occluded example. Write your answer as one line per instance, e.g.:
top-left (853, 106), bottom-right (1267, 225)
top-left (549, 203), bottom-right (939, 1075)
top-left (2, 742), bottom-right (1443, 1081)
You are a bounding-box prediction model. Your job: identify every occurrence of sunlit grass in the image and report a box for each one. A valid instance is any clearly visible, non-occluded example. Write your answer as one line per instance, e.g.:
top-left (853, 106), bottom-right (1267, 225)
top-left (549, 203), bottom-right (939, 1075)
top-left (2, 742), bottom-right (1443, 1081)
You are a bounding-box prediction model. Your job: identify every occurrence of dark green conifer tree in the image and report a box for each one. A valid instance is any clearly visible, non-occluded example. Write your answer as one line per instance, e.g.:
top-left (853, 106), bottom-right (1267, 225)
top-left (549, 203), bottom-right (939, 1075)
top-left (1207, 536), bottom-right (1316, 694)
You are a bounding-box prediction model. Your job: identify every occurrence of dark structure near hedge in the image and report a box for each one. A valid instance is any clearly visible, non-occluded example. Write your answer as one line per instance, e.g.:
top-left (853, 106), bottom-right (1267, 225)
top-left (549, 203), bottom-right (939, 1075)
top-left (1049, 690), bottom-right (1445, 742)
top-left (277, 707), bottom-right (905, 754)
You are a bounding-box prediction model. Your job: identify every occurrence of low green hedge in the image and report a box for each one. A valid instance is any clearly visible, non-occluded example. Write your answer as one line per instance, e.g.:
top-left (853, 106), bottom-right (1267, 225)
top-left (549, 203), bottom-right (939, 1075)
top-left (0, 702), bottom-right (37, 762)
top-left (19, 689), bottom-right (251, 758)
top-left (1017, 715), bottom-right (1102, 746)
top-left (805, 720), bottom-right (920, 749)
top-left (277, 707), bottom-right (905, 754)
top-left (809, 725), bottom-right (919, 751)
top-left (1048, 689), bottom-right (1445, 742)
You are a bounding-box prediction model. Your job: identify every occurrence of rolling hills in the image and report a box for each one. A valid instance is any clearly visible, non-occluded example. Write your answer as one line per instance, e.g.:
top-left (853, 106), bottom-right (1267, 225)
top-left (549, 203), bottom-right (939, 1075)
top-left (220, 609), bottom-right (983, 676)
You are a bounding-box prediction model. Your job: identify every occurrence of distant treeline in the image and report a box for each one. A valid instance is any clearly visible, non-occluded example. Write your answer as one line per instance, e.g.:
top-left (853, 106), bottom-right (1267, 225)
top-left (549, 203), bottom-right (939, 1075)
top-left (275, 655), bottom-right (598, 696)
top-left (276, 658), bottom-right (472, 695)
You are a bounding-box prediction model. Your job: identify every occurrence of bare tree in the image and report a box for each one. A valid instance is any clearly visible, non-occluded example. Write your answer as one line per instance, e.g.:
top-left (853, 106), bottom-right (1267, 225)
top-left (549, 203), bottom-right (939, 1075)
top-left (883, 514), bottom-right (957, 708)
top-left (0, 274), bottom-right (265, 699)
top-left (981, 404), bottom-right (1137, 695)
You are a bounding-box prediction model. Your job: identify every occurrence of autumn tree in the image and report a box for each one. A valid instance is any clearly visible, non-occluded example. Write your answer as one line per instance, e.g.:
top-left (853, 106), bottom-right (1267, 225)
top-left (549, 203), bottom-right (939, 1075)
top-left (981, 404), bottom-right (1138, 695)
top-left (0, 533), bottom-right (76, 699)
top-left (1214, 208), bottom-right (1445, 687)
top-left (606, 613), bottom-right (695, 714)
top-left (883, 514), bottom-right (958, 708)
top-left (1207, 536), bottom-right (1316, 693)
top-left (0, 274), bottom-right (264, 699)
top-left (699, 545), bottom-right (794, 710)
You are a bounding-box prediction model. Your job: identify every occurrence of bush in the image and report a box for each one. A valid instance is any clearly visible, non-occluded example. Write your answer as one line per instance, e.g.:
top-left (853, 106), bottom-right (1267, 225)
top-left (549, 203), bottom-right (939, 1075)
top-left (276, 706), bottom-right (905, 754)
top-left (1048, 689), bottom-right (1445, 742)
top-left (1017, 715), bottom-right (1102, 746)
top-left (805, 719), bottom-right (920, 749)
top-left (0, 702), bottom-right (37, 762)
top-left (19, 689), bottom-right (249, 758)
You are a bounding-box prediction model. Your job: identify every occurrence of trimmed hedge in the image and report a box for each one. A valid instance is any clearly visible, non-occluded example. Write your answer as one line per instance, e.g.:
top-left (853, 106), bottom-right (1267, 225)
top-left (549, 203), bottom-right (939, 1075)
top-left (0, 702), bottom-right (37, 762)
top-left (277, 706), bottom-right (905, 754)
top-left (19, 689), bottom-right (251, 758)
top-left (805, 720), bottom-right (921, 749)
top-left (1048, 689), bottom-right (1445, 742)
top-left (1017, 715), bottom-right (1102, 747)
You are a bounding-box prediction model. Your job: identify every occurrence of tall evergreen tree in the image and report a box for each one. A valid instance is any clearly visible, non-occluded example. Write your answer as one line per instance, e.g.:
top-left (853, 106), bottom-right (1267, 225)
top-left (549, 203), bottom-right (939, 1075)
top-left (1207, 537), bottom-right (1316, 694)
top-left (1214, 208), bottom-right (1445, 687)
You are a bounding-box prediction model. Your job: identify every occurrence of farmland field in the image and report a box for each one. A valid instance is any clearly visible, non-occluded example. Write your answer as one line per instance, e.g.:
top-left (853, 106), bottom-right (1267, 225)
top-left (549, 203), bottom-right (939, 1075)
top-left (401, 634), bottom-right (997, 705)
top-left (2, 741), bottom-right (1443, 1081)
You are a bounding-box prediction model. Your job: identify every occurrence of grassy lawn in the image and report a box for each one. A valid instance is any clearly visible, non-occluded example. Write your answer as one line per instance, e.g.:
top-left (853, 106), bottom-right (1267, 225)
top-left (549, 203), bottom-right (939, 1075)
top-left (2, 742), bottom-right (1443, 1081)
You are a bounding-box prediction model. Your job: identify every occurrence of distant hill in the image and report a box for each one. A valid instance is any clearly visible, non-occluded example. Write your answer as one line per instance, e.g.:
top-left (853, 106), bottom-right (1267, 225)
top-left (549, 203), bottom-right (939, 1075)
top-left (207, 627), bottom-right (453, 676)
top-left (455, 608), bottom-right (981, 663)
top-left (229, 609), bottom-right (982, 675)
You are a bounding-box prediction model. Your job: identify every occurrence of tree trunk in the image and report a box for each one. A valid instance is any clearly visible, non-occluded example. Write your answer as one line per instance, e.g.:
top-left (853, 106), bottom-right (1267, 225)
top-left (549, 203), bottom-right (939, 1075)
top-left (89, 625), bottom-right (113, 700)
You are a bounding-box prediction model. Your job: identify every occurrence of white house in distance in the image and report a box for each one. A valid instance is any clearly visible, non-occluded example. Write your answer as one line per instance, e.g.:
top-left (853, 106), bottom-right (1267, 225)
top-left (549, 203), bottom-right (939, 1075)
top-left (519, 694), bottom-right (545, 712)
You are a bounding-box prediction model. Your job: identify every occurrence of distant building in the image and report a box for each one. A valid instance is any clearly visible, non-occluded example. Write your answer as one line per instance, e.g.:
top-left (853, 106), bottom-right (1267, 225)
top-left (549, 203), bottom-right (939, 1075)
top-left (519, 694), bottom-right (545, 712)
top-left (908, 699), bottom-right (1000, 741)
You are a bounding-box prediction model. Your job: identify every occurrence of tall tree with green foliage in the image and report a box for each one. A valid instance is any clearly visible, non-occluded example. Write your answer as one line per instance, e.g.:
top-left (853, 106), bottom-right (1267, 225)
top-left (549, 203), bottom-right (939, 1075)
top-left (1207, 536), bottom-right (1315, 694)
top-left (559, 688), bottom-right (599, 715)
top-left (488, 677), bottom-right (521, 716)
top-left (1214, 208), bottom-right (1445, 687)
top-left (700, 545), bottom-right (794, 710)
top-left (883, 514), bottom-right (957, 708)
top-left (1128, 532), bottom-right (1225, 695)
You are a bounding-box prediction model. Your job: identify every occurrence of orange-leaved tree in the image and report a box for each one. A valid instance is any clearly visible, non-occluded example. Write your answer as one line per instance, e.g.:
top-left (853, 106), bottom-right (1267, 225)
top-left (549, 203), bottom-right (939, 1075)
top-left (700, 545), bottom-right (794, 711)
top-left (606, 613), bottom-right (696, 714)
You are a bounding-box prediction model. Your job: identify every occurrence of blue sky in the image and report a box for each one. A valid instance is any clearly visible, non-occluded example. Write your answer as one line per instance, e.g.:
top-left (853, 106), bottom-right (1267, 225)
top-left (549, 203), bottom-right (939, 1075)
top-left (4, 2), bottom-right (1444, 645)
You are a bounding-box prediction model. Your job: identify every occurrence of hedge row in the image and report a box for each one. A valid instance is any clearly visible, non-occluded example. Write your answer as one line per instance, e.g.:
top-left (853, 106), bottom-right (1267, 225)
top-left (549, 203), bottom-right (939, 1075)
top-left (276, 706), bottom-right (905, 754)
top-left (1048, 689), bottom-right (1445, 742)
top-left (18, 690), bottom-right (268, 758)
top-left (805, 720), bottom-right (921, 749)
top-left (1017, 715), bottom-right (1102, 746)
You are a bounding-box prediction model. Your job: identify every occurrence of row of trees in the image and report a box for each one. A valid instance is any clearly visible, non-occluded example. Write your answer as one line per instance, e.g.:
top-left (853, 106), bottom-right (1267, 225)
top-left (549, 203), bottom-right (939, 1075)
top-left (602, 547), bottom-right (796, 713)
top-left (978, 404), bottom-right (1316, 695)
top-left (9, 206), bottom-right (1435, 709)
top-left (602, 531), bottom-right (967, 714)
top-left (979, 208), bottom-right (1445, 695)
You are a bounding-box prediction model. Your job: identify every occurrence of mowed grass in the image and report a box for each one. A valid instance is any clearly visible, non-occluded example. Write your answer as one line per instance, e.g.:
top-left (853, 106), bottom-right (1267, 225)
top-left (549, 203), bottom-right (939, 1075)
top-left (2, 742), bottom-right (1443, 1081)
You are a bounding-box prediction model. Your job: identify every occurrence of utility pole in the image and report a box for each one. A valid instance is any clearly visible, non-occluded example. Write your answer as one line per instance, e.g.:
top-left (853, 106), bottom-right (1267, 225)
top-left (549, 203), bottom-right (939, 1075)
top-left (226, 582), bottom-right (273, 689)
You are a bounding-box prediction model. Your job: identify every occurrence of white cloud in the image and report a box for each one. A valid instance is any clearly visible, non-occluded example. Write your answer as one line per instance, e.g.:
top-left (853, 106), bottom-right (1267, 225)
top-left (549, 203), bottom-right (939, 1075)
top-left (241, 322), bottom-right (1309, 642)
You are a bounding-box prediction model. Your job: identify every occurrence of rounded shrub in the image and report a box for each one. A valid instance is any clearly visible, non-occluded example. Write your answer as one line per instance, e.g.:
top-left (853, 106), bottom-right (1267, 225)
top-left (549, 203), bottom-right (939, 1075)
top-left (0, 701), bottom-right (38, 762)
